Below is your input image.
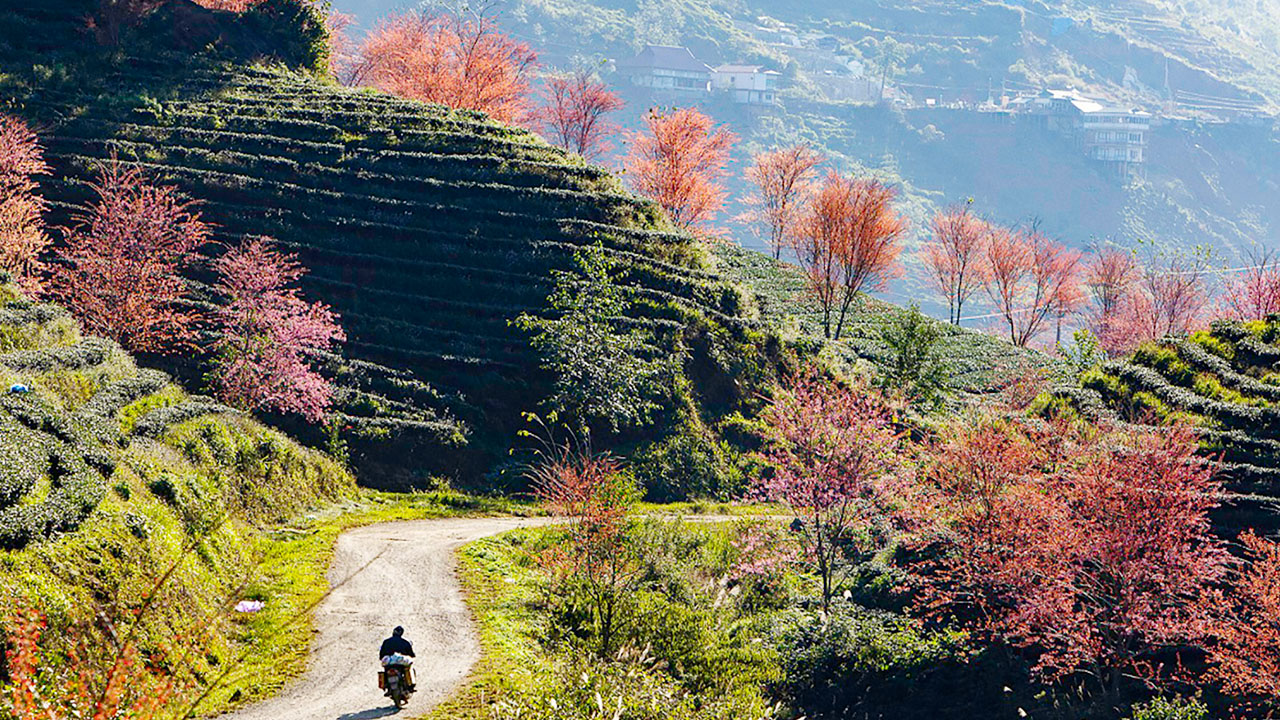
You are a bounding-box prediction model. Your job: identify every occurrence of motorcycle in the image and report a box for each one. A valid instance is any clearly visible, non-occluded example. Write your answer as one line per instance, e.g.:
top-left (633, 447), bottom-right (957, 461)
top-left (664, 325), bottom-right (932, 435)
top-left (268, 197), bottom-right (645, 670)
top-left (379, 654), bottom-right (416, 709)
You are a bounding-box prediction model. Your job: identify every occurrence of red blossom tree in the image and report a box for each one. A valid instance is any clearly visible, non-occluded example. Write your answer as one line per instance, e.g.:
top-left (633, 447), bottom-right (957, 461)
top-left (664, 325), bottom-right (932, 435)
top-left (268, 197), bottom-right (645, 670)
top-left (210, 237), bottom-right (345, 422)
top-left (1083, 248), bottom-right (1137, 354)
top-left (754, 371), bottom-right (903, 609)
top-left (325, 10), bottom-right (358, 84)
top-left (1209, 531), bottom-right (1280, 710)
top-left (983, 227), bottom-right (1084, 347)
top-left (0, 116), bottom-right (50, 293)
top-left (623, 107), bottom-right (736, 238)
top-left (536, 72), bottom-right (624, 161)
top-left (743, 145), bottom-right (823, 260)
top-left (527, 436), bottom-right (637, 656)
top-left (792, 172), bottom-right (906, 340)
top-left (352, 9), bottom-right (537, 126)
top-left (1101, 252), bottom-right (1208, 355)
top-left (1219, 249), bottom-right (1280, 322)
top-left (920, 421), bottom-right (1230, 691)
top-left (50, 161), bottom-right (209, 354)
top-left (923, 204), bottom-right (988, 326)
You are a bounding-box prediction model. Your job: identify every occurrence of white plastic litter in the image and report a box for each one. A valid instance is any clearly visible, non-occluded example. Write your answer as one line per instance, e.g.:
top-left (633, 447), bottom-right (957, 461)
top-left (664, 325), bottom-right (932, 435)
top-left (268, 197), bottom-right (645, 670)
top-left (235, 600), bottom-right (265, 613)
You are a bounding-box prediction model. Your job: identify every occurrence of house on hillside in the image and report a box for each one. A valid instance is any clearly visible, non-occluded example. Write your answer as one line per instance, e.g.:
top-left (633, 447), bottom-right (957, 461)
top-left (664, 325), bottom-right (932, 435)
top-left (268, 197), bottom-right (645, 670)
top-left (1027, 90), bottom-right (1152, 178)
top-left (616, 45), bottom-right (712, 97)
top-left (711, 64), bottom-right (780, 104)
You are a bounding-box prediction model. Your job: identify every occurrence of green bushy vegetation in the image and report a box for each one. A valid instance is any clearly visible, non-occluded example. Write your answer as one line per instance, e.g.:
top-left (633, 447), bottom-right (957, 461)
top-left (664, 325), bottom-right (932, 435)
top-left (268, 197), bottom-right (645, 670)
top-left (439, 519), bottom-right (1148, 720)
top-left (0, 274), bottom-right (361, 709)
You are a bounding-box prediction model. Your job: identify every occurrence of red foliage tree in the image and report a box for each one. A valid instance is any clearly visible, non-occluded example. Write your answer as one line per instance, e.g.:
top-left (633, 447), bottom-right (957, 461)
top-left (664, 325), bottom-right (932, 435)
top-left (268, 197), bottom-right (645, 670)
top-left (623, 108), bottom-right (735, 238)
top-left (210, 237), bottom-right (345, 422)
top-left (536, 72), bottom-right (624, 161)
top-left (528, 436), bottom-right (637, 656)
top-left (1083, 248), bottom-right (1137, 354)
top-left (754, 371), bottom-right (903, 609)
top-left (920, 421), bottom-right (1230, 691)
top-left (50, 162), bottom-right (209, 354)
top-left (353, 9), bottom-right (537, 126)
top-left (1102, 252), bottom-right (1207, 355)
top-left (1209, 531), bottom-right (1280, 710)
top-left (982, 227), bottom-right (1083, 347)
top-left (792, 172), bottom-right (906, 340)
top-left (1219, 249), bottom-right (1280, 322)
top-left (325, 10), bottom-right (358, 84)
top-left (0, 116), bottom-right (50, 293)
top-left (923, 203), bottom-right (988, 326)
top-left (743, 145), bottom-right (823, 260)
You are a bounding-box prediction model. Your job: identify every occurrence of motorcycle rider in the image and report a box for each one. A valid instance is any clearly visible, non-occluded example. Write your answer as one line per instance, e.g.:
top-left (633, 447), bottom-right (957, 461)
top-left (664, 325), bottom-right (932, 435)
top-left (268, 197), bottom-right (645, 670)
top-left (379, 626), bottom-right (416, 696)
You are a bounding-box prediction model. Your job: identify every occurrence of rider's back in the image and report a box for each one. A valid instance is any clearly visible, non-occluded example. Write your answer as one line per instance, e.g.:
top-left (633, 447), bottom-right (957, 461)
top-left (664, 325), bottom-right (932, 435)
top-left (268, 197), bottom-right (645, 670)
top-left (379, 635), bottom-right (415, 659)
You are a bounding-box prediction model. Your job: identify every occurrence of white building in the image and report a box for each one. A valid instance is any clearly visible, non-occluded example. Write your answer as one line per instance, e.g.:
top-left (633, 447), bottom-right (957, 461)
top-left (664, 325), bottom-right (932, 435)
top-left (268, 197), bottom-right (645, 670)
top-left (711, 64), bottom-right (780, 104)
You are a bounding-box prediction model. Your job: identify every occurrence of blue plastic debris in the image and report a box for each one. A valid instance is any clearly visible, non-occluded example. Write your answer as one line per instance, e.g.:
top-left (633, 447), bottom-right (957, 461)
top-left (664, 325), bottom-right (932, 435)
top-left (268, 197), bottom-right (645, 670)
top-left (8, 384), bottom-right (30, 394)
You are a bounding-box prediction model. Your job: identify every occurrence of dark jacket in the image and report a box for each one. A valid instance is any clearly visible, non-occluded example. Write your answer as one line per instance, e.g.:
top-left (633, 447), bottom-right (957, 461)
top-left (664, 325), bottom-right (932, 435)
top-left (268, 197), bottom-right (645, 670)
top-left (379, 635), bottom-right (415, 660)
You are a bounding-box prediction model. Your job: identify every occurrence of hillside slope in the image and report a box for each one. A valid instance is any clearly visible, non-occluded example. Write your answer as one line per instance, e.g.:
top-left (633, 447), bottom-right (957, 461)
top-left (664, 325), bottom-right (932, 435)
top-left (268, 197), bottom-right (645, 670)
top-left (1046, 323), bottom-right (1280, 533)
top-left (1, 1), bottom-right (787, 488)
top-left (0, 273), bottom-right (355, 708)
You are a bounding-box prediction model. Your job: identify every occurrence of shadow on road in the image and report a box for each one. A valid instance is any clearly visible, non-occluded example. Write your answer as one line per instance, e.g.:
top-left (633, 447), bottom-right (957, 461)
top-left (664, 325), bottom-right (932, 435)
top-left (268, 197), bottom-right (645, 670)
top-left (335, 707), bottom-right (400, 719)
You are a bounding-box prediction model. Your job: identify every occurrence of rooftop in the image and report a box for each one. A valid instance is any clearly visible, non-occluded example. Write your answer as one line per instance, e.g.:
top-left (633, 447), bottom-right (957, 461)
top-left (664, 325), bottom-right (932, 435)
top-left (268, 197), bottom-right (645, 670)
top-left (617, 45), bottom-right (712, 74)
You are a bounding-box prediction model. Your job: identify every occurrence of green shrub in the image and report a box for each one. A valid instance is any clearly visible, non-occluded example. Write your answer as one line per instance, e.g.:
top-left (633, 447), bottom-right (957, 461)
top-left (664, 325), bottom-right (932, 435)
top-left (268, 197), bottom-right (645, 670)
top-left (768, 602), bottom-right (969, 720)
top-left (1127, 696), bottom-right (1209, 720)
top-left (631, 424), bottom-right (745, 501)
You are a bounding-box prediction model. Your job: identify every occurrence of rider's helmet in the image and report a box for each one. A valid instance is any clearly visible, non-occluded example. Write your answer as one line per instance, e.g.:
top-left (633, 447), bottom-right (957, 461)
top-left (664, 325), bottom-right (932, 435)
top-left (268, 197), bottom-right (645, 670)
top-left (393, 626), bottom-right (405, 637)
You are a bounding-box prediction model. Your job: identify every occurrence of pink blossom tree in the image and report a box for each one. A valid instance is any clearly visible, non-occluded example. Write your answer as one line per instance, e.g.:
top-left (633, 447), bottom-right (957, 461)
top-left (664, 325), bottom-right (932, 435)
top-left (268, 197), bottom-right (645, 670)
top-left (754, 370), bottom-right (903, 609)
top-left (51, 161), bottom-right (209, 354)
top-left (210, 237), bottom-right (345, 422)
top-left (0, 116), bottom-right (50, 293)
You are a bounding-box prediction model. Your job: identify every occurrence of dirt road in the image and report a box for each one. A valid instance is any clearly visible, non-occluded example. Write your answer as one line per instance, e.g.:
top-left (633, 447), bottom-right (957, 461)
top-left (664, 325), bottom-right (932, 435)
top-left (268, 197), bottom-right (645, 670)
top-left (218, 516), bottom-right (554, 720)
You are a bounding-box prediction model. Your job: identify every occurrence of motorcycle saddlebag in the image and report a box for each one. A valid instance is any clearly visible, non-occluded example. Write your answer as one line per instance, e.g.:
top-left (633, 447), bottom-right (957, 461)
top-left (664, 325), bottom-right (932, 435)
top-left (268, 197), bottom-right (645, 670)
top-left (377, 671), bottom-right (386, 689)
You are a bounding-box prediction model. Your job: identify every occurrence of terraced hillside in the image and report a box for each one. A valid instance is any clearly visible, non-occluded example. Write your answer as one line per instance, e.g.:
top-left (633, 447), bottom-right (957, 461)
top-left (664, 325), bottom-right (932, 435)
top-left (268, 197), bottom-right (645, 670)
top-left (712, 244), bottom-right (1054, 395)
top-left (0, 272), bottom-right (354, 710)
top-left (1, 1), bottom-right (781, 487)
top-left (0, 281), bottom-right (222, 549)
top-left (1046, 321), bottom-right (1280, 533)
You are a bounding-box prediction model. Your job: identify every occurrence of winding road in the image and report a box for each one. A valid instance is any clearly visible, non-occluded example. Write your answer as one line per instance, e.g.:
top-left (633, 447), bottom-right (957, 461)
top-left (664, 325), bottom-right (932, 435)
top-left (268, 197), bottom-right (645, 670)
top-left (218, 516), bottom-right (555, 720)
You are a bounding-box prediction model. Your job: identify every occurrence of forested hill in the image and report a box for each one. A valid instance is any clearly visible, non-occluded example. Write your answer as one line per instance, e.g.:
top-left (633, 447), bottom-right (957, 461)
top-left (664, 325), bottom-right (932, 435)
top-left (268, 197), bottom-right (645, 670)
top-left (0, 0), bottom-right (793, 490)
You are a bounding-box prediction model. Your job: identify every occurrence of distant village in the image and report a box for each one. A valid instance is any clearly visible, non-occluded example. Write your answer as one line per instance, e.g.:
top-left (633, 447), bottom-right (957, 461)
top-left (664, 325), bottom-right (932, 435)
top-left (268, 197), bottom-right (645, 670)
top-left (609, 13), bottom-right (1277, 181)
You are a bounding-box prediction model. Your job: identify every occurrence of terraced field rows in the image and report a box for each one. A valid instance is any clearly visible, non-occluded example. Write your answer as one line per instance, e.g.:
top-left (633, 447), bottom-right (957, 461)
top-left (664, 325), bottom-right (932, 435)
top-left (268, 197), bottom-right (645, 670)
top-left (1049, 320), bottom-right (1280, 532)
top-left (3, 9), bottom-right (765, 482)
top-left (0, 285), bottom-right (231, 549)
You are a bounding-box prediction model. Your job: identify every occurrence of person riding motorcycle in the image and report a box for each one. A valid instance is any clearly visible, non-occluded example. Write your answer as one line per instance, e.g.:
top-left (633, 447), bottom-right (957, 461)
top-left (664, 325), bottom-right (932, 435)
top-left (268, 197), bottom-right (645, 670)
top-left (379, 627), bottom-right (416, 698)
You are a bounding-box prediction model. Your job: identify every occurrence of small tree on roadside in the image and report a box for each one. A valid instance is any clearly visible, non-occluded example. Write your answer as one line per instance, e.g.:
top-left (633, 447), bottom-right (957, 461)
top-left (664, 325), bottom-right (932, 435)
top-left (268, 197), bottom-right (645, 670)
top-left (923, 204), bottom-right (988, 326)
top-left (623, 107), bottom-right (735, 238)
top-left (0, 116), bottom-right (50, 293)
top-left (1219, 248), bottom-right (1280, 322)
top-left (536, 71), bottom-right (624, 161)
top-left (743, 145), bottom-right (823, 260)
top-left (514, 247), bottom-right (677, 435)
top-left (876, 303), bottom-right (949, 410)
top-left (754, 371), bottom-right (903, 609)
top-left (50, 161), bottom-right (210, 354)
top-left (210, 236), bottom-right (345, 423)
top-left (792, 173), bottom-right (906, 340)
top-left (527, 433), bottom-right (638, 657)
top-left (1084, 247), bottom-right (1137, 354)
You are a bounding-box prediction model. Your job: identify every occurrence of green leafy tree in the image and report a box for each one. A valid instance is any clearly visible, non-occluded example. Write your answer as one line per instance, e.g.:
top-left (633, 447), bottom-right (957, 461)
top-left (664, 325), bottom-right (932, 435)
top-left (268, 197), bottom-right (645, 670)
top-left (515, 247), bottom-right (678, 435)
top-left (1061, 327), bottom-right (1104, 373)
top-left (876, 304), bottom-right (949, 409)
